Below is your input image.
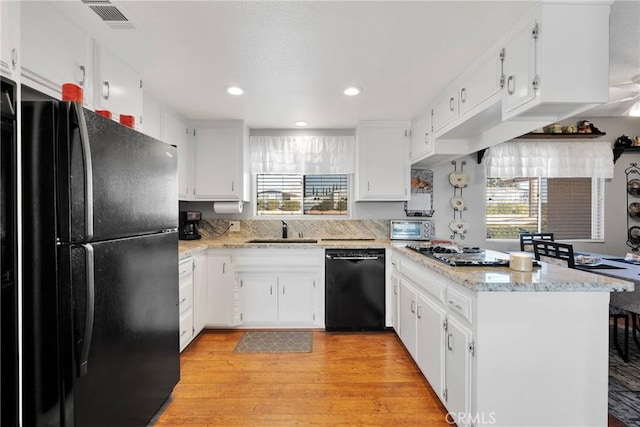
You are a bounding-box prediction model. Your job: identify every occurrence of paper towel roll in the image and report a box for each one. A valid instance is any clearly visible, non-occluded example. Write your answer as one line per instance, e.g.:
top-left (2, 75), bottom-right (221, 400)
top-left (213, 201), bottom-right (244, 214)
top-left (510, 252), bottom-right (533, 272)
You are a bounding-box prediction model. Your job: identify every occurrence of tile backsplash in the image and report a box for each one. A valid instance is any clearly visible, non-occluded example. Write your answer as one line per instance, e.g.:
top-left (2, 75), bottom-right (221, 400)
top-left (198, 219), bottom-right (389, 240)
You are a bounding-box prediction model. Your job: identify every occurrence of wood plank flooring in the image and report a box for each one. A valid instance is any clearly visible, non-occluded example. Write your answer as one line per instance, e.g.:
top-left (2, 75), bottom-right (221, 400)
top-left (151, 330), bottom-right (450, 426)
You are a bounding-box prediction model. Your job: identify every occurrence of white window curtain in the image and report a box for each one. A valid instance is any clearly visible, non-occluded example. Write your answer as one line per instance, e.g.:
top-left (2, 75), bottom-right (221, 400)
top-left (484, 140), bottom-right (614, 178)
top-left (250, 136), bottom-right (355, 174)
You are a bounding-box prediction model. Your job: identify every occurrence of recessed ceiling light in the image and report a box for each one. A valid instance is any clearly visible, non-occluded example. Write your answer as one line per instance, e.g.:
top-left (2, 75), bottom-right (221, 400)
top-left (295, 121), bottom-right (308, 127)
top-left (344, 86), bottom-right (362, 96)
top-left (225, 86), bottom-right (246, 96)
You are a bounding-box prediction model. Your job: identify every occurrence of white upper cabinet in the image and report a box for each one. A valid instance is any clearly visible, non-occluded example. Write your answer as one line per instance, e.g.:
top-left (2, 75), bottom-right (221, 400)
top-left (161, 111), bottom-right (192, 200)
top-left (502, 13), bottom-right (538, 115)
top-left (1, 1), bottom-right (20, 80)
top-left (21, 2), bottom-right (91, 104)
top-left (193, 121), bottom-right (249, 201)
top-left (415, 1), bottom-right (611, 166)
top-left (458, 47), bottom-right (503, 117)
top-left (431, 88), bottom-right (459, 135)
top-left (410, 110), bottom-right (432, 163)
top-left (355, 121), bottom-right (410, 201)
top-left (93, 44), bottom-right (143, 129)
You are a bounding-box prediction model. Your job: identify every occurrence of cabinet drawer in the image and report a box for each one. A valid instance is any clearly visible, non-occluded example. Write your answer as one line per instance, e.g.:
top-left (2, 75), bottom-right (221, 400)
top-left (179, 258), bottom-right (192, 276)
top-left (446, 286), bottom-right (473, 324)
top-left (179, 310), bottom-right (193, 351)
top-left (179, 280), bottom-right (193, 314)
top-left (402, 260), bottom-right (446, 303)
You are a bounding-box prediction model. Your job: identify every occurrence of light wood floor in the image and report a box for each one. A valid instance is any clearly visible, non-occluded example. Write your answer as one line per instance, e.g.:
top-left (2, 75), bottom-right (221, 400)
top-left (151, 330), bottom-right (450, 426)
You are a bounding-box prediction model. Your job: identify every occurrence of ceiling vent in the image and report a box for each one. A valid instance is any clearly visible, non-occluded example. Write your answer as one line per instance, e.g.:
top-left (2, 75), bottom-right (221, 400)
top-left (82, 0), bottom-right (136, 30)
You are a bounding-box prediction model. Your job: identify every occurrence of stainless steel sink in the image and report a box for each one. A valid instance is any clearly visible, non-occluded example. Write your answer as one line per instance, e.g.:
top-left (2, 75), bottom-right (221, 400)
top-left (245, 238), bottom-right (318, 244)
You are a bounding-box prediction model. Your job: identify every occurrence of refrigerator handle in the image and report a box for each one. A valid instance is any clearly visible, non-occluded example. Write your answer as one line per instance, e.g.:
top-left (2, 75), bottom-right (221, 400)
top-left (77, 244), bottom-right (95, 377)
top-left (70, 102), bottom-right (94, 240)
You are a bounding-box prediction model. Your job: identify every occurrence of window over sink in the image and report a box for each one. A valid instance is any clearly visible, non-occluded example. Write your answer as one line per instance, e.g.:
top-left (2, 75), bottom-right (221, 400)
top-left (485, 177), bottom-right (604, 240)
top-left (256, 174), bottom-right (349, 217)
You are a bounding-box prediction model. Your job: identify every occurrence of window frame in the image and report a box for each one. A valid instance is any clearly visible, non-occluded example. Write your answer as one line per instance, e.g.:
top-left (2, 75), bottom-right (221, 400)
top-left (252, 173), bottom-right (352, 219)
top-left (485, 176), bottom-right (605, 242)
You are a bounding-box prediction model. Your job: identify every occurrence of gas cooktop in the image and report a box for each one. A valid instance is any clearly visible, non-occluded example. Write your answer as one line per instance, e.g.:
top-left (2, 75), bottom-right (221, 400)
top-left (406, 244), bottom-right (511, 267)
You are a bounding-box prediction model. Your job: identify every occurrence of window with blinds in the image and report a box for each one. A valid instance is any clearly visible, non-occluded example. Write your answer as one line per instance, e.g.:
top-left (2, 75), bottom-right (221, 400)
top-left (486, 177), bottom-right (604, 240)
top-left (256, 174), bottom-right (348, 216)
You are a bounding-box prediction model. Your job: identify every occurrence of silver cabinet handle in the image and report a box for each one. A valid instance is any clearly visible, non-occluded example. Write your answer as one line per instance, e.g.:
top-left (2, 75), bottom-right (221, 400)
top-left (102, 81), bottom-right (110, 100)
top-left (180, 330), bottom-right (187, 337)
top-left (417, 305), bottom-right (422, 319)
top-left (447, 333), bottom-right (453, 351)
top-left (460, 87), bottom-right (467, 103)
top-left (270, 285), bottom-right (272, 295)
top-left (424, 132), bottom-right (429, 142)
top-left (367, 182), bottom-right (370, 191)
top-left (222, 262), bottom-right (226, 274)
top-left (507, 75), bottom-right (515, 95)
top-left (180, 298), bottom-right (187, 304)
top-left (11, 48), bottom-right (17, 69)
top-left (448, 300), bottom-right (463, 311)
top-left (79, 65), bottom-right (86, 86)
top-left (231, 181), bottom-right (235, 192)
top-left (449, 96), bottom-right (455, 111)
top-left (282, 285), bottom-right (285, 294)
top-left (410, 300), bottom-right (416, 314)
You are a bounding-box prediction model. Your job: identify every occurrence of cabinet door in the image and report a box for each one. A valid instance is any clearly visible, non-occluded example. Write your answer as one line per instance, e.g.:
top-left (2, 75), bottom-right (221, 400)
top-left (206, 255), bottom-right (235, 326)
top-left (398, 280), bottom-right (417, 358)
top-left (445, 315), bottom-right (473, 426)
top-left (390, 260), bottom-right (401, 333)
top-left (192, 252), bottom-right (208, 336)
top-left (239, 274), bottom-right (278, 324)
top-left (431, 90), bottom-right (458, 134)
top-left (94, 44), bottom-right (143, 129)
top-left (194, 125), bottom-right (243, 200)
top-left (459, 48), bottom-right (503, 116)
top-left (503, 16), bottom-right (537, 114)
top-left (355, 122), bottom-right (409, 201)
top-left (410, 111), bottom-right (432, 162)
top-left (416, 293), bottom-right (446, 401)
top-left (21, 2), bottom-right (90, 103)
top-left (1, 0), bottom-right (20, 80)
top-left (161, 111), bottom-right (192, 199)
top-left (277, 275), bottom-right (316, 324)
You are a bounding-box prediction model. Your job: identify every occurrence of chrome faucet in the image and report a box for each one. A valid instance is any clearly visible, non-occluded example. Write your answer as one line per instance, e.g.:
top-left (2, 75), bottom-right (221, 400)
top-left (281, 220), bottom-right (288, 239)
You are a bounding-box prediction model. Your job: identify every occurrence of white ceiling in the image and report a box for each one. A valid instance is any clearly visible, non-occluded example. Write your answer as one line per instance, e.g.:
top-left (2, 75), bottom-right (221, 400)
top-left (55, 0), bottom-right (639, 128)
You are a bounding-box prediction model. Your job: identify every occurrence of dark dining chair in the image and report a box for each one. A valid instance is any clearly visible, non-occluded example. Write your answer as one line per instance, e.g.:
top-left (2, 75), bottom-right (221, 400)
top-left (531, 240), bottom-right (574, 268)
top-left (532, 240), bottom-right (631, 362)
top-left (519, 232), bottom-right (554, 252)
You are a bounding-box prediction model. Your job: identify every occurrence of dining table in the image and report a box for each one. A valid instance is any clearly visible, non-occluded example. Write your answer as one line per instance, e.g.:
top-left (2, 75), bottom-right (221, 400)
top-left (575, 251), bottom-right (640, 360)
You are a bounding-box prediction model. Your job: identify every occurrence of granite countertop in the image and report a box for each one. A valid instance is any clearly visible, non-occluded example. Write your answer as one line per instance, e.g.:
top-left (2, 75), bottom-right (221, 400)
top-left (178, 236), bottom-right (391, 258)
top-left (178, 237), bottom-right (634, 293)
top-left (390, 245), bottom-right (634, 293)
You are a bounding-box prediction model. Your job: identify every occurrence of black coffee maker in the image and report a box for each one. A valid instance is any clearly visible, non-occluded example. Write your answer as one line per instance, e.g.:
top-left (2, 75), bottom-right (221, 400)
top-left (179, 211), bottom-right (202, 240)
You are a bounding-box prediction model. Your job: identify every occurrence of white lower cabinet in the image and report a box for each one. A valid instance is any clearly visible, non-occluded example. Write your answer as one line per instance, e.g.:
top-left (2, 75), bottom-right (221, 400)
top-left (238, 273), bottom-right (318, 326)
top-left (239, 275), bottom-right (278, 324)
top-left (398, 280), bottom-right (417, 358)
top-left (204, 249), bottom-right (323, 328)
top-left (393, 252), bottom-right (474, 426)
top-left (206, 252), bottom-right (236, 327)
top-left (390, 256), bottom-right (401, 333)
top-left (416, 292), bottom-right (446, 402)
top-left (178, 257), bottom-right (194, 352)
top-left (444, 315), bottom-right (473, 426)
top-left (192, 252), bottom-right (208, 336)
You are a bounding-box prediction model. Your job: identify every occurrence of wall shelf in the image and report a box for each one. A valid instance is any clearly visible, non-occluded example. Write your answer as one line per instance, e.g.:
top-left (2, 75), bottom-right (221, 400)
top-left (615, 146), bottom-right (640, 164)
top-left (514, 132), bottom-right (606, 140)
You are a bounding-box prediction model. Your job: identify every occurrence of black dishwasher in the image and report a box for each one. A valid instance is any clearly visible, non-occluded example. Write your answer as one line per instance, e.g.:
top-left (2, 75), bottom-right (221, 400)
top-left (325, 249), bottom-right (385, 331)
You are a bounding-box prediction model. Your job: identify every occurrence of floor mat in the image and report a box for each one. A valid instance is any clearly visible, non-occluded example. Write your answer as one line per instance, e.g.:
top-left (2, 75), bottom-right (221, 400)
top-left (233, 331), bottom-right (312, 353)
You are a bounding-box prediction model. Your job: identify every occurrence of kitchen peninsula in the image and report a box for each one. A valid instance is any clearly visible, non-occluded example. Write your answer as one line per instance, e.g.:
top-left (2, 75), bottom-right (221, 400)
top-left (179, 224), bottom-right (632, 427)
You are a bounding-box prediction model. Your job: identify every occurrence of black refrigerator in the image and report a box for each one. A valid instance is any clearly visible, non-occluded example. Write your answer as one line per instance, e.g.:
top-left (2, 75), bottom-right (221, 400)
top-left (21, 86), bottom-right (180, 426)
